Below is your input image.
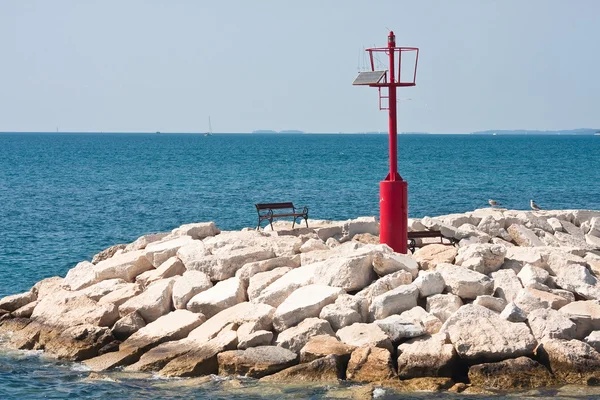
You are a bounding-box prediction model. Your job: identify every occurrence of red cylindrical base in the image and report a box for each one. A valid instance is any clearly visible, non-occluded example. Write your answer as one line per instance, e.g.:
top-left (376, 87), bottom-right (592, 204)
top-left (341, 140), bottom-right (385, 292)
top-left (380, 180), bottom-right (408, 253)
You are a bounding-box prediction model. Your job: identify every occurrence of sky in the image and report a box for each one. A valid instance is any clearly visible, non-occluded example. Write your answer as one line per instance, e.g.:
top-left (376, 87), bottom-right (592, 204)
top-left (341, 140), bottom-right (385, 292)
top-left (0, 0), bottom-right (598, 134)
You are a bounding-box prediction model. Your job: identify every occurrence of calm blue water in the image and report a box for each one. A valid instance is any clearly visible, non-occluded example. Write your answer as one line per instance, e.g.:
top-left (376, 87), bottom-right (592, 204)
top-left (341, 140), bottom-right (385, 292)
top-left (1, 132), bottom-right (600, 398)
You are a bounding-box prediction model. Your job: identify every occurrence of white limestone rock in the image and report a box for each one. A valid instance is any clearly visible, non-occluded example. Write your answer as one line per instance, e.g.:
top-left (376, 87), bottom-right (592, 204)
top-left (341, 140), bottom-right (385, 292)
top-left (426, 294), bottom-right (463, 323)
top-left (272, 284), bottom-right (343, 332)
top-left (413, 244), bottom-right (458, 270)
top-left (436, 263), bottom-right (493, 299)
top-left (514, 288), bottom-right (570, 314)
top-left (145, 236), bottom-right (195, 268)
top-left (188, 302), bottom-right (275, 343)
top-left (175, 241), bottom-right (211, 270)
top-left (473, 295), bottom-right (507, 313)
top-left (400, 306), bottom-right (443, 335)
top-left (518, 264), bottom-right (550, 287)
top-left (125, 233), bottom-right (169, 252)
top-left (274, 318), bottom-right (335, 353)
top-left (408, 218), bottom-right (428, 232)
top-left (368, 284), bottom-right (418, 321)
top-left (313, 254), bottom-right (377, 292)
top-left (548, 218), bottom-right (564, 233)
top-left (200, 246), bottom-right (278, 281)
top-left (507, 224), bottom-right (545, 247)
top-left (443, 304), bottom-right (537, 361)
top-left (559, 301), bottom-right (600, 331)
top-left (503, 246), bottom-right (547, 272)
top-left (455, 243), bottom-right (506, 275)
top-left (319, 297), bottom-right (364, 331)
top-left (31, 291), bottom-right (119, 328)
top-left (186, 276), bottom-right (246, 318)
top-left (586, 234), bottom-right (600, 249)
top-left (421, 217), bottom-right (458, 239)
top-left (136, 257), bottom-right (185, 288)
top-left (119, 277), bottom-right (178, 323)
top-left (455, 224), bottom-right (491, 243)
top-left (356, 270), bottom-right (413, 301)
top-left (0, 290), bottom-right (36, 312)
top-left (299, 238), bottom-right (329, 253)
top-left (247, 267), bottom-right (292, 301)
top-left (584, 331), bottom-right (600, 353)
top-left (528, 308), bottom-right (577, 341)
top-left (554, 265), bottom-right (600, 301)
top-left (112, 311), bottom-right (147, 340)
top-left (374, 314), bottom-right (426, 342)
top-left (372, 252), bottom-right (419, 278)
top-left (491, 269), bottom-right (523, 303)
top-left (413, 271), bottom-right (445, 298)
top-left (121, 309), bottom-right (205, 354)
top-left (477, 215), bottom-right (505, 237)
top-left (169, 222), bottom-right (220, 240)
top-left (97, 283), bottom-right (142, 307)
top-left (235, 256), bottom-right (300, 286)
top-left (397, 333), bottom-right (457, 379)
top-left (171, 270), bottom-right (212, 310)
top-left (500, 302), bottom-right (527, 323)
top-left (336, 323), bottom-right (393, 352)
top-left (252, 263), bottom-right (318, 308)
top-left (78, 278), bottom-right (129, 301)
top-left (438, 213), bottom-right (481, 228)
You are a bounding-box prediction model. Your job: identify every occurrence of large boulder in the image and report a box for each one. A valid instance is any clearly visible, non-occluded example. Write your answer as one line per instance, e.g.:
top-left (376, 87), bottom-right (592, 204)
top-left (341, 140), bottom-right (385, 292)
top-left (260, 354), bottom-right (344, 383)
top-left (401, 306), bottom-right (443, 335)
top-left (91, 244), bottom-right (127, 264)
top-left (300, 335), bottom-right (356, 363)
top-left (31, 292), bottom-right (119, 328)
top-left (468, 356), bottom-right (556, 390)
top-left (319, 294), bottom-right (365, 331)
top-left (170, 221), bottom-right (220, 240)
top-left (144, 236), bottom-right (195, 268)
top-left (444, 304), bottom-right (537, 361)
top-left (514, 288), bottom-right (570, 315)
top-left (336, 323), bottom-right (393, 352)
top-left (559, 301), bottom-right (600, 331)
top-left (0, 291), bottom-right (36, 312)
top-left (63, 250), bottom-right (153, 290)
top-left (413, 244), bottom-right (458, 270)
top-left (518, 264), bottom-right (550, 287)
top-left (426, 294), bottom-right (463, 323)
top-left (112, 311), bottom-right (146, 340)
top-left (252, 263), bottom-right (318, 308)
top-left (507, 224), bottom-right (545, 247)
top-left (372, 253), bottom-right (419, 278)
top-left (356, 270), bottom-right (413, 301)
top-left (455, 244), bottom-right (506, 275)
top-left (503, 246), bottom-right (547, 272)
top-left (97, 283), bottom-right (142, 307)
top-left (135, 257), bottom-right (185, 288)
top-left (413, 271), bottom-right (445, 298)
top-left (346, 346), bottom-right (395, 382)
top-left (217, 346), bottom-right (299, 379)
top-left (473, 295), bottom-right (507, 313)
top-left (126, 339), bottom-right (193, 372)
top-left (275, 318), bottom-right (335, 353)
top-left (199, 247), bottom-right (278, 281)
top-left (186, 277), bottom-right (246, 318)
top-left (374, 314), bottom-right (425, 342)
top-left (527, 308), bottom-right (577, 341)
top-left (536, 339), bottom-right (600, 384)
top-left (272, 285), bottom-right (343, 332)
top-left (397, 333), bottom-right (457, 378)
top-left (124, 232), bottom-right (169, 252)
top-left (119, 277), bottom-right (177, 323)
top-left (491, 269), bottom-right (523, 303)
top-left (436, 264), bottom-right (493, 299)
top-left (171, 270), bottom-right (212, 310)
top-left (313, 255), bottom-right (377, 292)
top-left (235, 256), bottom-right (300, 286)
top-left (187, 302), bottom-right (275, 344)
top-left (237, 323), bottom-right (273, 350)
top-left (247, 267), bottom-right (292, 301)
top-left (43, 324), bottom-right (114, 361)
top-left (158, 329), bottom-right (238, 377)
top-left (77, 278), bottom-right (129, 301)
top-left (368, 284), bottom-right (418, 321)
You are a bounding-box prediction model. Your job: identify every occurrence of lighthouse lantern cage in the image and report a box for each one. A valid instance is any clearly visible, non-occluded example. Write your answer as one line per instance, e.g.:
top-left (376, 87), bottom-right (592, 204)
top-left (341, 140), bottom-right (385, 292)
top-left (353, 45), bottom-right (419, 110)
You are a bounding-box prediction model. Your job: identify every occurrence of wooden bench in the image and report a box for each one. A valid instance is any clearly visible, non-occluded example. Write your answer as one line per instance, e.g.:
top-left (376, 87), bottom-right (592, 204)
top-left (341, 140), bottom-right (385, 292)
top-left (255, 202), bottom-right (309, 230)
top-left (408, 230), bottom-right (457, 253)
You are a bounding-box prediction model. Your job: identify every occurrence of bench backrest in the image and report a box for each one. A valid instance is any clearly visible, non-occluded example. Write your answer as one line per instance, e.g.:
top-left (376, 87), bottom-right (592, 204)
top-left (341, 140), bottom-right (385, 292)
top-left (255, 202), bottom-right (295, 210)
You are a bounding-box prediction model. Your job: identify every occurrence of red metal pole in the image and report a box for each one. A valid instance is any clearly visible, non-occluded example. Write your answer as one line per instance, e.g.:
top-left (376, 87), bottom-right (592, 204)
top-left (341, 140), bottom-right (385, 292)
top-left (379, 31), bottom-right (408, 254)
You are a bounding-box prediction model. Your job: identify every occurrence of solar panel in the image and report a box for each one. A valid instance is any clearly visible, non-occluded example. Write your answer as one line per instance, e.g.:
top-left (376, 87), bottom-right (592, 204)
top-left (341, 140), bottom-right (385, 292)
top-left (352, 71), bottom-right (386, 85)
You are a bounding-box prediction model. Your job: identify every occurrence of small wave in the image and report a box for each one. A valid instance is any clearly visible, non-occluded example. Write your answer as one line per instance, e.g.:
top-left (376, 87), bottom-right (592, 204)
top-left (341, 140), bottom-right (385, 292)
top-left (71, 362), bottom-right (91, 372)
top-left (373, 387), bottom-right (385, 398)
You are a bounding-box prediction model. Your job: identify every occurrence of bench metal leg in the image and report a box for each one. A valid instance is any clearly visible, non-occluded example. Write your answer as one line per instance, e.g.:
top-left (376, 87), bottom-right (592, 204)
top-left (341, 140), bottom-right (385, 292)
top-left (304, 216), bottom-right (308, 228)
top-left (292, 218), bottom-right (296, 229)
top-left (269, 218), bottom-right (274, 230)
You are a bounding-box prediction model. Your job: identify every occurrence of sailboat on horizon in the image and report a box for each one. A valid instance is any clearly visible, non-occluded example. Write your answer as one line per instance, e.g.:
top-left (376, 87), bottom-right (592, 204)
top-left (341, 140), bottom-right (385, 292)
top-left (205, 117), bottom-right (213, 137)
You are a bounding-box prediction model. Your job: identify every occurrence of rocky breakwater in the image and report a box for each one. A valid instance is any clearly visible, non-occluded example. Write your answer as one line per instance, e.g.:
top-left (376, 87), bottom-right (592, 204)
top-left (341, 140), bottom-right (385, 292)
top-left (1, 210), bottom-right (600, 394)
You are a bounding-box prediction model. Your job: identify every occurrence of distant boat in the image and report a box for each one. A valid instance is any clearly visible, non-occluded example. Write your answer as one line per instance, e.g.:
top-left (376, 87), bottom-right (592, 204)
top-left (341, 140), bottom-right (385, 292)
top-left (205, 117), bottom-right (213, 137)
top-left (492, 132), bottom-right (497, 136)
top-left (156, 131), bottom-right (161, 135)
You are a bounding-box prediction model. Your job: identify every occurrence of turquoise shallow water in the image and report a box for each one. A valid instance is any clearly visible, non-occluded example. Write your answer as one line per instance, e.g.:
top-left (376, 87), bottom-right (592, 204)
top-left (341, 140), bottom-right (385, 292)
top-left (1, 132), bottom-right (600, 398)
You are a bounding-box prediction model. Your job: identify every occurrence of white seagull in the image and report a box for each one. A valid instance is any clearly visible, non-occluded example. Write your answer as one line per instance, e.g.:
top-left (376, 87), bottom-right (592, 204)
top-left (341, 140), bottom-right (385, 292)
top-left (530, 200), bottom-right (542, 211)
top-left (488, 199), bottom-right (501, 208)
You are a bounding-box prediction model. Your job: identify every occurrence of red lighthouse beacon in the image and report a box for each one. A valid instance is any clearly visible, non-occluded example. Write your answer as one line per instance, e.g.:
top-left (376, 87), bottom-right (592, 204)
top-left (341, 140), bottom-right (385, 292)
top-left (353, 31), bottom-right (419, 254)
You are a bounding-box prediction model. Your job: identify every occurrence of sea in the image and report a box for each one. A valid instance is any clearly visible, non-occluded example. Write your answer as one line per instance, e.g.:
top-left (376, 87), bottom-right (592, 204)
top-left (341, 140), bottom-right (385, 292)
top-left (0, 132), bottom-right (599, 399)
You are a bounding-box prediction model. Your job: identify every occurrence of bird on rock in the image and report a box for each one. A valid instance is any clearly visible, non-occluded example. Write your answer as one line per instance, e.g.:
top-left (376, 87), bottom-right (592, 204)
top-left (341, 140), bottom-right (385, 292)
top-left (530, 200), bottom-right (542, 211)
top-left (488, 199), bottom-right (501, 208)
